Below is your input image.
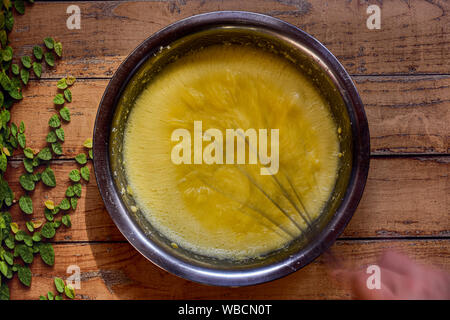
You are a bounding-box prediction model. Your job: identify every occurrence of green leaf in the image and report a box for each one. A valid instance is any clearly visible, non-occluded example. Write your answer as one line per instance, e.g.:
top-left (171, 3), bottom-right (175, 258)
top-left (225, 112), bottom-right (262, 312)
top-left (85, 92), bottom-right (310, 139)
top-left (19, 174), bottom-right (35, 191)
top-left (47, 291), bottom-right (54, 300)
top-left (3, 251), bottom-right (13, 265)
top-left (54, 277), bottom-right (65, 293)
top-left (0, 283), bottom-right (10, 300)
top-left (89, 149), bottom-right (93, 160)
top-left (62, 214), bottom-right (71, 227)
top-left (41, 167), bottom-right (56, 187)
top-left (0, 152), bottom-right (6, 172)
top-left (65, 185), bottom-right (74, 197)
top-left (1, 108), bottom-right (10, 122)
top-left (32, 157), bottom-right (40, 167)
top-left (32, 62), bottom-right (42, 78)
top-left (11, 63), bottom-right (19, 75)
top-left (75, 153), bottom-right (87, 165)
top-left (37, 147), bottom-right (52, 160)
top-left (52, 219), bottom-right (61, 229)
top-left (73, 183), bottom-right (82, 197)
top-left (31, 172), bottom-right (41, 182)
top-left (44, 208), bottom-right (53, 222)
top-left (83, 138), bottom-right (93, 148)
top-left (10, 223), bottom-right (19, 234)
top-left (11, 76), bottom-right (21, 90)
top-left (44, 37), bottom-right (55, 50)
top-left (59, 198), bottom-right (70, 211)
top-left (23, 158), bottom-right (34, 173)
top-left (10, 122), bottom-right (17, 137)
top-left (69, 169), bottom-right (80, 182)
top-left (48, 114), bottom-right (61, 128)
top-left (20, 121), bottom-right (25, 133)
top-left (26, 221), bottom-right (34, 232)
top-left (21, 56), bottom-right (31, 68)
top-left (57, 78), bottom-right (67, 89)
top-left (39, 295), bottom-right (47, 300)
top-left (64, 284), bottom-right (75, 299)
top-left (55, 295), bottom-right (63, 300)
top-left (4, 234), bottom-right (14, 249)
top-left (46, 131), bottom-right (57, 143)
top-left (14, 0), bottom-right (25, 14)
top-left (23, 147), bottom-right (33, 159)
top-left (51, 142), bottom-right (62, 155)
top-left (8, 88), bottom-right (23, 100)
top-left (55, 127), bottom-right (64, 141)
top-left (17, 132), bottom-right (26, 148)
top-left (32, 232), bottom-right (41, 242)
top-left (17, 244), bottom-right (33, 264)
top-left (38, 243), bottom-right (54, 266)
top-left (64, 88), bottom-right (72, 102)
top-left (0, 30), bottom-right (6, 48)
top-left (0, 71), bottom-right (12, 91)
top-left (5, 10), bottom-right (14, 31)
top-left (59, 107), bottom-right (70, 121)
top-left (44, 52), bottom-right (55, 67)
top-left (0, 11), bottom-right (4, 30)
top-left (33, 46), bottom-right (43, 60)
top-left (0, 14), bottom-right (4, 35)
top-left (66, 75), bottom-right (76, 86)
top-left (17, 266), bottom-right (32, 287)
top-left (54, 42), bottom-right (63, 57)
top-left (53, 93), bottom-right (65, 105)
top-left (70, 197), bottom-right (78, 210)
top-left (20, 68), bottom-right (29, 85)
top-left (23, 234), bottom-right (33, 247)
top-left (80, 166), bottom-right (90, 182)
top-left (41, 223), bottom-right (55, 239)
top-left (15, 230), bottom-right (27, 241)
top-left (0, 261), bottom-right (8, 277)
top-left (2, 46), bottom-right (12, 62)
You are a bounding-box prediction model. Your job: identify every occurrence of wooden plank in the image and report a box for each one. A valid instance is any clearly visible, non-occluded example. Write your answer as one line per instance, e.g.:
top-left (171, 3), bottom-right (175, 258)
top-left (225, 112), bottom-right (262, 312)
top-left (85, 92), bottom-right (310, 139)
top-left (344, 156), bottom-right (449, 238)
top-left (356, 75), bottom-right (450, 154)
top-left (8, 0), bottom-right (450, 78)
top-left (4, 157), bottom-right (449, 241)
top-left (6, 239), bottom-right (450, 300)
top-left (9, 75), bottom-right (450, 159)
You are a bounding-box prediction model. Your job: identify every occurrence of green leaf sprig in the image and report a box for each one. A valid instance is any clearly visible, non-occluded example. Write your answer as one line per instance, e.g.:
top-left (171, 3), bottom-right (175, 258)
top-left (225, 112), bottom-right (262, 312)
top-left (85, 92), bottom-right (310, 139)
top-left (0, 9), bottom-right (74, 299)
top-left (39, 277), bottom-right (75, 300)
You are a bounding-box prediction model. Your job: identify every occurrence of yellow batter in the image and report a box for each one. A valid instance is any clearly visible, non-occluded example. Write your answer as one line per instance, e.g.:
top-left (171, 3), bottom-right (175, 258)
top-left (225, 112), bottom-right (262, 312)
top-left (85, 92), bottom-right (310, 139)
top-left (123, 45), bottom-right (340, 260)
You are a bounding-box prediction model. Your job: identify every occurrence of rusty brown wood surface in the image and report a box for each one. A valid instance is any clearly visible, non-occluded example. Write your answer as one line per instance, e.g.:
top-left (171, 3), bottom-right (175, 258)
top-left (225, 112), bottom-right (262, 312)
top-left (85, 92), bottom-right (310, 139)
top-left (9, 0), bottom-right (450, 77)
top-left (3, 0), bottom-right (449, 299)
top-left (6, 240), bottom-right (450, 300)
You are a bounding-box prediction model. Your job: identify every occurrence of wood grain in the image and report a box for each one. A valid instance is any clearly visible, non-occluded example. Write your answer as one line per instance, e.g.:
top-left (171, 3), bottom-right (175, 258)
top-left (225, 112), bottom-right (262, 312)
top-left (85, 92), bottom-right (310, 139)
top-left (4, 157), bottom-right (449, 241)
top-left (8, 75), bottom-right (450, 159)
top-left (356, 75), bottom-right (450, 154)
top-left (7, 239), bottom-right (450, 300)
top-left (8, 0), bottom-right (450, 78)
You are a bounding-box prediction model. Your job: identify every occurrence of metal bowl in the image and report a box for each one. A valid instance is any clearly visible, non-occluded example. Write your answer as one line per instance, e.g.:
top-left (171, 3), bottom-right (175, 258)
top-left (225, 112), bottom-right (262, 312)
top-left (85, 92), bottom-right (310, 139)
top-left (93, 11), bottom-right (370, 286)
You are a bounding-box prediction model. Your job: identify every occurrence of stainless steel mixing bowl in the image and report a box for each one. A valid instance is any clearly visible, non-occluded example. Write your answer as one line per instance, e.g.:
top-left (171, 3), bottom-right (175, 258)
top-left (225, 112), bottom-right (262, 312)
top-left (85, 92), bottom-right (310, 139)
top-left (93, 11), bottom-right (370, 286)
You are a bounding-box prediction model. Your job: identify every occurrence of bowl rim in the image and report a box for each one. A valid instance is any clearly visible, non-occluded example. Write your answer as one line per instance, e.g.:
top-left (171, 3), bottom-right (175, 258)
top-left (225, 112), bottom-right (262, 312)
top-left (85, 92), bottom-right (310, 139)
top-left (93, 11), bottom-right (370, 287)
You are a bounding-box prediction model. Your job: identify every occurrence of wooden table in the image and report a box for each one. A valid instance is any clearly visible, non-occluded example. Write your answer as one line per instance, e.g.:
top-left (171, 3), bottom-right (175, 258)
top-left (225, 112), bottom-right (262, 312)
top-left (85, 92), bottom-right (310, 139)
top-left (6, 0), bottom-right (449, 299)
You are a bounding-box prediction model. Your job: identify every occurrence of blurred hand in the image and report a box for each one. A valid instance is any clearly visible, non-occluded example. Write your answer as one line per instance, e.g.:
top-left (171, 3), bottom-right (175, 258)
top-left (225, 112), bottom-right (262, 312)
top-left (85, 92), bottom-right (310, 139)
top-left (330, 250), bottom-right (450, 300)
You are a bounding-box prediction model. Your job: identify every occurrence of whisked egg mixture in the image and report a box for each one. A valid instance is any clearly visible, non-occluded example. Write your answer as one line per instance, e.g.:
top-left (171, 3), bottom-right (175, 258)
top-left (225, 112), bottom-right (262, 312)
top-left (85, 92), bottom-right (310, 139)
top-left (123, 45), bottom-right (340, 260)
